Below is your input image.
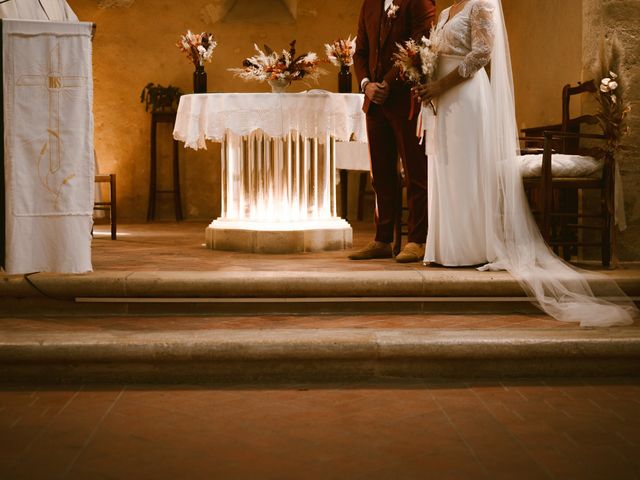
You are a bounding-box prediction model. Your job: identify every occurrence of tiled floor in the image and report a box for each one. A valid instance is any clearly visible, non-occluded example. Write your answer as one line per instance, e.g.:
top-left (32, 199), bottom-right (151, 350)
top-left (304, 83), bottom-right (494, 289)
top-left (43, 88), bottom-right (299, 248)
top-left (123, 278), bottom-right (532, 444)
top-left (92, 222), bottom-right (400, 271)
top-left (91, 221), bottom-right (420, 272)
top-left (91, 222), bottom-right (640, 273)
top-left (1, 380), bottom-right (639, 479)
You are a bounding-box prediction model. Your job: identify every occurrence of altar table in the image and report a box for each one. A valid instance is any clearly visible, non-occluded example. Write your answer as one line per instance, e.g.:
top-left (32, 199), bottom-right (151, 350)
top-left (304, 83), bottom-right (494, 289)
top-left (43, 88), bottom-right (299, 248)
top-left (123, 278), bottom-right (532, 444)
top-left (173, 92), bottom-right (367, 253)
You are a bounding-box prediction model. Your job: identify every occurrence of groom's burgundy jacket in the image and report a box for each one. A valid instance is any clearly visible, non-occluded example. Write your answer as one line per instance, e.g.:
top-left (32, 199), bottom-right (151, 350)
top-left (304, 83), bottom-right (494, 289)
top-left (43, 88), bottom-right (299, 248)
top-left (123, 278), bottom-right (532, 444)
top-left (354, 0), bottom-right (436, 113)
top-left (352, 0), bottom-right (435, 245)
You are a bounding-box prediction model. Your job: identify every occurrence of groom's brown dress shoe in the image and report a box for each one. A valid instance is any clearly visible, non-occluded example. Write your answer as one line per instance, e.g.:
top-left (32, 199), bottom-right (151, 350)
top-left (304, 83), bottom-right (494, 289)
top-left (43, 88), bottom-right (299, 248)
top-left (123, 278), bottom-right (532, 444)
top-left (348, 241), bottom-right (393, 260)
top-left (395, 242), bottom-right (425, 263)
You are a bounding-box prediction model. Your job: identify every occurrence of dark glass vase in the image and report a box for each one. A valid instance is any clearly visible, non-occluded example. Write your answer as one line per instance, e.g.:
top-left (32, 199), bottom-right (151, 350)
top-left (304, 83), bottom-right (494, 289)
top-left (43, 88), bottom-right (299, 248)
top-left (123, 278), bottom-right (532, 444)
top-left (193, 65), bottom-right (207, 94)
top-left (338, 65), bottom-right (352, 93)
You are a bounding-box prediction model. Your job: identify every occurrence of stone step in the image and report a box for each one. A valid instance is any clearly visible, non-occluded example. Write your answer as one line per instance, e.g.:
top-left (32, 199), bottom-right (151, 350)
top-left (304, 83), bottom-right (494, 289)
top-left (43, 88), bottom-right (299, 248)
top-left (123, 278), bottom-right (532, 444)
top-left (2, 325), bottom-right (639, 383)
top-left (2, 270), bottom-right (639, 315)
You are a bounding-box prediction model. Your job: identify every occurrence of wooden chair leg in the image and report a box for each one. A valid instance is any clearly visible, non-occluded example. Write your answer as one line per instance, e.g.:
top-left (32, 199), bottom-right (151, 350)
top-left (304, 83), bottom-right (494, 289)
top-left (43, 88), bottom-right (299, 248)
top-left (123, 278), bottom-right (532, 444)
top-left (561, 190), bottom-right (577, 261)
top-left (610, 224), bottom-right (618, 269)
top-left (541, 134), bottom-right (553, 245)
top-left (172, 139), bottom-right (183, 222)
top-left (392, 179), bottom-right (403, 257)
top-left (339, 169), bottom-right (348, 220)
top-left (602, 227), bottom-right (611, 268)
top-left (357, 172), bottom-right (368, 221)
top-left (147, 116), bottom-right (157, 222)
top-left (540, 184), bottom-right (549, 244)
top-left (110, 174), bottom-right (117, 240)
top-left (602, 190), bottom-right (612, 268)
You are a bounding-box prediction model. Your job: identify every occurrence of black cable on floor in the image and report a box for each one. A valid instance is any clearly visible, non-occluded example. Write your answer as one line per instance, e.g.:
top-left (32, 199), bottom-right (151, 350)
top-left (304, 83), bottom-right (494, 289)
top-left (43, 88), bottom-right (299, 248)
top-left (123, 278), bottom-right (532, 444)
top-left (23, 272), bottom-right (74, 302)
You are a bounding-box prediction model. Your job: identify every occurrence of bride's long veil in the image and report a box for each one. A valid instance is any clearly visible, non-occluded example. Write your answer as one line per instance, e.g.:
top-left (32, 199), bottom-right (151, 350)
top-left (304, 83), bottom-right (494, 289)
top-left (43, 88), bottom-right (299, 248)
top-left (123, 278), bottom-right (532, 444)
top-left (480, 0), bottom-right (637, 326)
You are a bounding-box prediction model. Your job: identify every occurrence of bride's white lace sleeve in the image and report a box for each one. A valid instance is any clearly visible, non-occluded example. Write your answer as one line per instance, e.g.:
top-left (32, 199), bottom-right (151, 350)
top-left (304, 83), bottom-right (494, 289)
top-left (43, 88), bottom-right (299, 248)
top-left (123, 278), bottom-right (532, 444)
top-left (459, 1), bottom-right (495, 78)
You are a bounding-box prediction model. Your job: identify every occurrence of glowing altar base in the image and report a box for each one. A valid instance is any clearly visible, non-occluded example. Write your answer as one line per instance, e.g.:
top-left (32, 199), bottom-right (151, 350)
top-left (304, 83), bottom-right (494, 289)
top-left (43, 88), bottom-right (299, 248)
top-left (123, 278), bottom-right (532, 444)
top-left (206, 130), bottom-right (352, 253)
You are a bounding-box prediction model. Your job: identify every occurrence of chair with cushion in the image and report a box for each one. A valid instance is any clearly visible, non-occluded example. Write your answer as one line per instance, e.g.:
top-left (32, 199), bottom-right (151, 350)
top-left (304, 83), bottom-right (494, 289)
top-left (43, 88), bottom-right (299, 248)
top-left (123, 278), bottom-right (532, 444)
top-left (519, 81), bottom-right (617, 266)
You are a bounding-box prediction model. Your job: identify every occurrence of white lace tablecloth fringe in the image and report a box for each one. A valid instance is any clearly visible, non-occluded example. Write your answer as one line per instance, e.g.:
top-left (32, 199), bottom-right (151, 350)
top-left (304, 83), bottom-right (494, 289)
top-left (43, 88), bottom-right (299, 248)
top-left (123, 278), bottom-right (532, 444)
top-left (173, 92), bottom-right (368, 150)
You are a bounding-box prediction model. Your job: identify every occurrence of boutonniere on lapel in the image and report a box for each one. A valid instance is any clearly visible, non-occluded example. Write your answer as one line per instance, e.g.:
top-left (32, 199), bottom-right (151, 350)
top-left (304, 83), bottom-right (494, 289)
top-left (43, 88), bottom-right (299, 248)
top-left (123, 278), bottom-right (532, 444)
top-left (387, 3), bottom-right (399, 20)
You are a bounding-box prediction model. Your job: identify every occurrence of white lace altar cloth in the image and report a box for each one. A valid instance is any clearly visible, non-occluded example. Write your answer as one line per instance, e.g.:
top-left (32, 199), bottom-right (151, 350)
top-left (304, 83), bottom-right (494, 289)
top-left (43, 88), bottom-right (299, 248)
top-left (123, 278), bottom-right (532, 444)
top-left (3, 20), bottom-right (94, 274)
top-left (173, 92), bottom-right (367, 151)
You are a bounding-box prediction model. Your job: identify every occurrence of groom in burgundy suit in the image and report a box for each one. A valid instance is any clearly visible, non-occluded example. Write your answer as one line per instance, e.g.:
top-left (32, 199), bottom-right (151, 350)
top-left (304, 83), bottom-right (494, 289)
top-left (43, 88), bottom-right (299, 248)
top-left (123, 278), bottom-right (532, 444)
top-left (350, 0), bottom-right (436, 262)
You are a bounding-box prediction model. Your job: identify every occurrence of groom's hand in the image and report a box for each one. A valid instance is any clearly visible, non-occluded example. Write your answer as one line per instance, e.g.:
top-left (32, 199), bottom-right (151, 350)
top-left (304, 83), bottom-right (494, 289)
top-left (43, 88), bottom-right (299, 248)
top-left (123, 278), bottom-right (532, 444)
top-left (365, 81), bottom-right (390, 105)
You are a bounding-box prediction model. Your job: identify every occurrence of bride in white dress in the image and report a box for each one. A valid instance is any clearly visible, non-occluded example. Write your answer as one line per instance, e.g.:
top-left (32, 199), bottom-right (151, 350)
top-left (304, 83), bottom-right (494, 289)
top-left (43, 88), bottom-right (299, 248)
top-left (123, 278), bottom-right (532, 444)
top-left (415, 0), bottom-right (638, 326)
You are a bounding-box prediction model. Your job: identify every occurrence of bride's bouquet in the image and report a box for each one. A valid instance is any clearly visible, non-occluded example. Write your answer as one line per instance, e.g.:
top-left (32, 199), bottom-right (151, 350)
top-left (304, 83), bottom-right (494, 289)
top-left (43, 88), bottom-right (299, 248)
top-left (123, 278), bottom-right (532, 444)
top-left (229, 41), bottom-right (325, 84)
top-left (393, 30), bottom-right (440, 114)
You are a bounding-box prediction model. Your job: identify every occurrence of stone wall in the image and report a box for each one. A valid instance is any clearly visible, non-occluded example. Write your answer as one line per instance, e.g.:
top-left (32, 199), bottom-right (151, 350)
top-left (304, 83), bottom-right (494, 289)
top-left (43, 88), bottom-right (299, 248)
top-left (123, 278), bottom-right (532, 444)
top-left (502, 0), bottom-right (584, 129)
top-left (70, 0), bottom-right (585, 225)
top-left (583, 0), bottom-right (640, 260)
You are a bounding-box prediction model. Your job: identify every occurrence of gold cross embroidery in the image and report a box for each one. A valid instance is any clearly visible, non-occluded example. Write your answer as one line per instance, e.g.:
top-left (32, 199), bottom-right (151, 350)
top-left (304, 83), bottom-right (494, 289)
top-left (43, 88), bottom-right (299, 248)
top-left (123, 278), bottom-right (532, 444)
top-left (15, 42), bottom-right (87, 203)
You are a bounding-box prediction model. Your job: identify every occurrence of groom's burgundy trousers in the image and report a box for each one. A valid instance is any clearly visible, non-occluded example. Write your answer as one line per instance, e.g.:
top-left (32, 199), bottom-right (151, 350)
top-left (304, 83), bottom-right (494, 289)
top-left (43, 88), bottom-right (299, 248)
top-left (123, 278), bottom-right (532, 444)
top-left (366, 89), bottom-right (427, 244)
top-left (354, 0), bottom-right (434, 244)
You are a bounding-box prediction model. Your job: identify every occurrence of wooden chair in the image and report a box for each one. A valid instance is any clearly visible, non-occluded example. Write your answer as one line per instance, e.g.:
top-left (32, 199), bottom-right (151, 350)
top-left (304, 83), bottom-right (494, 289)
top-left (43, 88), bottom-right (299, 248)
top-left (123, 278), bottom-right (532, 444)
top-left (541, 130), bottom-right (614, 266)
top-left (94, 174), bottom-right (117, 240)
top-left (148, 111), bottom-right (182, 222)
top-left (520, 81), bottom-right (615, 266)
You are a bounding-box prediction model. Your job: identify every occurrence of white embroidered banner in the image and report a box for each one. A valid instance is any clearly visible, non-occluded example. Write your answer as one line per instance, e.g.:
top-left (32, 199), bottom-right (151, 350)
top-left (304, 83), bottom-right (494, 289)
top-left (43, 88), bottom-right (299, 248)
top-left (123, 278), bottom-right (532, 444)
top-left (3, 19), bottom-right (94, 273)
top-left (5, 20), bottom-right (92, 216)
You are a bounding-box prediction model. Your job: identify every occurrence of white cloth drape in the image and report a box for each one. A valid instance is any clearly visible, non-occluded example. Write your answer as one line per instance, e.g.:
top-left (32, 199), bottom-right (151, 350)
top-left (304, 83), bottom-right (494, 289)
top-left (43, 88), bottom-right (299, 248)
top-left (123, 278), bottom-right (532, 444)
top-left (0, 0), bottom-right (78, 21)
top-left (173, 92), bottom-right (368, 150)
top-left (3, 19), bottom-right (94, 274)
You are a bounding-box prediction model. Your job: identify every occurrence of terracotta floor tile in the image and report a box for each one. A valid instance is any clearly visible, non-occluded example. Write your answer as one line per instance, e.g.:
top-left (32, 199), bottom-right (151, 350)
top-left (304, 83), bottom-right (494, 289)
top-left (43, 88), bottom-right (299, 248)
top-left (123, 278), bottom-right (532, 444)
top-left (2, 382), bottom-right (640, 478)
